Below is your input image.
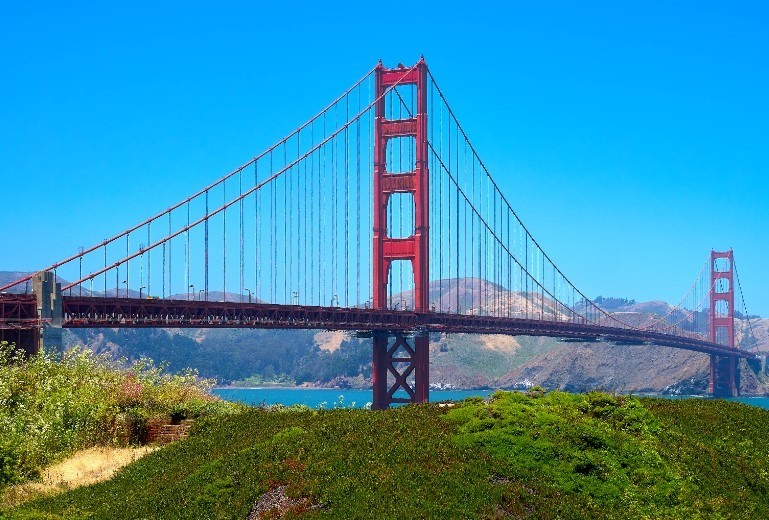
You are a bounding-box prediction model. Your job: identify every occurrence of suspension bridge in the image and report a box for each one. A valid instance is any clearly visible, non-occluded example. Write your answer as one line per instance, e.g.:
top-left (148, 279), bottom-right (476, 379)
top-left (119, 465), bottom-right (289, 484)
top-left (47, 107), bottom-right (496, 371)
top-left (0, 58), bottom-right (760, 407)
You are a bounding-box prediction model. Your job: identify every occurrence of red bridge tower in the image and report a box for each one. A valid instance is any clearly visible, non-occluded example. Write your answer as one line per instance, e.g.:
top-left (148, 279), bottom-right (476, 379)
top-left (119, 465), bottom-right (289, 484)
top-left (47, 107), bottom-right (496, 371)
top-left (709, 250), bottom-right (739, 397)
top-left (371, 59), bottom-right (430, 409)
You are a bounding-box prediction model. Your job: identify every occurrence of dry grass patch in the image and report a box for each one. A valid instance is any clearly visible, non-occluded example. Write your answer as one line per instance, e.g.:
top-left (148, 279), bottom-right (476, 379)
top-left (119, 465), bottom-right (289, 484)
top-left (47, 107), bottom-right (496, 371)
top-left (1, 446), bottom-right (157, 507)
top-left (313, 330), bottom-right (346, 352)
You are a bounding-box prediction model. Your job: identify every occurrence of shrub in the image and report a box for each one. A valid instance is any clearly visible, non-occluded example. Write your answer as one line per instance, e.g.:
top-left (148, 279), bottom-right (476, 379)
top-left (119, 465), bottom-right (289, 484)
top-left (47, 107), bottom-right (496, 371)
top-left (444, 390), bottom-right (689, 517)
top-left (0, 341), bottom-right (241, 489)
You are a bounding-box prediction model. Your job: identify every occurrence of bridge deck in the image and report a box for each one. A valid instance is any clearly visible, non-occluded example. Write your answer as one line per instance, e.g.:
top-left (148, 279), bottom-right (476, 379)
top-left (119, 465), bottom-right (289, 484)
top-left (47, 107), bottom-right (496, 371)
top-left (0, 295), bottom-right (754, 359)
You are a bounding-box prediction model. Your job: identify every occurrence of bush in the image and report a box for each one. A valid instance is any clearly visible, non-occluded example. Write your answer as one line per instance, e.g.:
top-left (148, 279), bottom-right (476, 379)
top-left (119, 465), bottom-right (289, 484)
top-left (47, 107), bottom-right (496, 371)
top-left (444, 390), bottom-right (688, 517)
top-left (0, 341), bottom-right (241, 489)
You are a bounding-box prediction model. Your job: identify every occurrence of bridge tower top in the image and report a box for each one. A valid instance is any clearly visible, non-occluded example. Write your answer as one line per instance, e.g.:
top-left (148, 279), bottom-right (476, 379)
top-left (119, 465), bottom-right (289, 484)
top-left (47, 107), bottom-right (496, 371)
top-left (709, 249), bottom-right (735, 348)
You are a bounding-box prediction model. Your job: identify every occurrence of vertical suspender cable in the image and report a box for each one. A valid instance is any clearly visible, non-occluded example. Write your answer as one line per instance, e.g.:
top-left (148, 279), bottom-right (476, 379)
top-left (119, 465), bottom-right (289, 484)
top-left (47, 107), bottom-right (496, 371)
top-left (321, 115), bottom-right (326, 305)
top-left (126, 234), bottom-right (130, 297)
top-left (270, 151), bottom-right (275, 302)
top-left (492, 184), bottom-right (496, 313)
top-left (455, 114), bottom-right (460, 313)
top-left (345, 94), bottom-right (350, 307)
top-left (205, 190), bottom-right (209, 300)
top-left (297, 131), bottom-right (302, 304)
top-left (103, 242), bottom-right (107, 296)
top-left (368, 75), bottom-right (373, 304)
top-left (303, 130), bottom-right (308, 304)
top-left (507, 211), bottom-right (510, 317)
top-left (168, 213), bottom-right (172, 297)
top-left (462, 138), bottom-right (467, 311)
top-left (541, 249), bottom-right (545, 320)
top-left (465, 139), bottom-right (475, 307)
top-left (331, 111), bottom-right (336, 305)
top-left (446, 108), bottom-right (456, 312)
top-left (356, 85), bottom-right (361, 307)
top-left (310, 122), bottom-right (315, 305)
top-left (223, 181), bottom-right (227, 299)
top-left (439, 97), bottom-right (443, 310)
top-left (297, 131), bottom-right (301, 304)
top-left (240, 169), bottom-right (244, 302)
top-left (162, 241), bottom-right (166, 299)
top-left (255, 161), bottom-right (260, 301)
top-left (284, 141), bottom-right (288, 303)
top-left (310, 120), bottom-right (316, 304)
top-left (186, 202), bottom-right (190, 299)
top-left (147, 223), bottom-right (151, 297)
top-left (525, 233), bottom-right (528, 319)
top-left (455, 127), bottom-right (460, 314)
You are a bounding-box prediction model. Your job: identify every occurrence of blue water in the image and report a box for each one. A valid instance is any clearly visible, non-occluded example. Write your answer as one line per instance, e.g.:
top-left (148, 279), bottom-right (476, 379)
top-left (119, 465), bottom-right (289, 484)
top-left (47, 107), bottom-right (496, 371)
top-left (729, 396), bottom-right (769, 409)
top-left (662, 395), bottom-right (769, 410)
top-left (212, 388), bottom-right (492, 408)
top-left (212, 387), bottom-right (769, 410)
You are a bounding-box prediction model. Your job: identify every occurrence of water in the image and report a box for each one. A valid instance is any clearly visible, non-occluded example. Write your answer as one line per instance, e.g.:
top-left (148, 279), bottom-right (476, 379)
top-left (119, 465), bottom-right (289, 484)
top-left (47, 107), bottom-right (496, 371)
top-left (663, 395), bottom-right (769, 410)
top-left (212, 388), bottom-right (769, 410)
top-left (212, 387), bottom-right (493, 408)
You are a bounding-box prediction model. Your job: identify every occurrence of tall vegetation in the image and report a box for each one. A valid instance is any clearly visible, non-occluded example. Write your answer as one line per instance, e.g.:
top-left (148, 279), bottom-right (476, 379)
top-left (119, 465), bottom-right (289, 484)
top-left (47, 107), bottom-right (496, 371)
top-left (0, 342), bottom-right (240, 489)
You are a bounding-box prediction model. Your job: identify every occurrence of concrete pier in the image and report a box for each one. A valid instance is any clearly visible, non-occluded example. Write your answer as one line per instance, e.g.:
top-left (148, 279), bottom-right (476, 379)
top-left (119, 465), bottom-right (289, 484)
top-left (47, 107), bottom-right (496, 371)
top-left (33, 271), bottom-right (63, 353)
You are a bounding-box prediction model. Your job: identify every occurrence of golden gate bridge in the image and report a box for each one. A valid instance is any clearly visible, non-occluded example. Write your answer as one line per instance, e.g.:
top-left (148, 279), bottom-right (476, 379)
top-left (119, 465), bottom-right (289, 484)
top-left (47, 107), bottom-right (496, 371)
top-left (0, 58), bottom-right (760, 407)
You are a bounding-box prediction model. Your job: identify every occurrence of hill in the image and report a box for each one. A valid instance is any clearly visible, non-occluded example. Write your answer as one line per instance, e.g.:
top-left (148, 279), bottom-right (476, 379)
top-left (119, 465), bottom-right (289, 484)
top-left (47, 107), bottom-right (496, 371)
top-left (6, 391), bottom-right (769, 518)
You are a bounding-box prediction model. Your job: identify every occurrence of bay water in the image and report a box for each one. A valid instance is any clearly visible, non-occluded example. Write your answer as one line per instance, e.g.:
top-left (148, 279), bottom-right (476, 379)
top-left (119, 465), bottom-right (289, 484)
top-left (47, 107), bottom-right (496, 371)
top-left (212, 388), bottom-right (492, 408)
top-left (212, 387), bottom-right (769, 410)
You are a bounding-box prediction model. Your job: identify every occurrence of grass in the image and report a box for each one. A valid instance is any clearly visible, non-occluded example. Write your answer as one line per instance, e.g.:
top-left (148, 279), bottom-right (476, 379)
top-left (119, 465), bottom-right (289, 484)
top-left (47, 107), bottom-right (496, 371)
top-left (4, 390), bottom-right (769, 519)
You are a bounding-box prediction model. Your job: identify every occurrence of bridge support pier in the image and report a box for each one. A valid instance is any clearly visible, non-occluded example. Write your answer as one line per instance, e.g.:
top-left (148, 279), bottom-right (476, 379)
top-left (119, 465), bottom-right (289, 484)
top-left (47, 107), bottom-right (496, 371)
top-left (33, 271), bottom-right (63, 354)
top-left (709, 354), bottom-right (739, 397)
top-left (372, 332), bottom-right (429, 410)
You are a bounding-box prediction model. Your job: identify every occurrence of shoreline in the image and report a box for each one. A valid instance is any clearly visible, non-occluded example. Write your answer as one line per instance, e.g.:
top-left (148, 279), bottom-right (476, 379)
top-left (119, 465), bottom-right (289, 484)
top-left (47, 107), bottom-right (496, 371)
top-left (212, 387), bottom-right (769, 399)
top-left (212, 386), bottom-right (493, 392)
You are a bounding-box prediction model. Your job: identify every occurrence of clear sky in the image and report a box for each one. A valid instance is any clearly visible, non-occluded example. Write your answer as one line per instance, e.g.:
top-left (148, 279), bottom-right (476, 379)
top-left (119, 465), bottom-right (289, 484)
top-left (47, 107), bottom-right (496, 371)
top-left (2, 1), bottom-right (767, 315)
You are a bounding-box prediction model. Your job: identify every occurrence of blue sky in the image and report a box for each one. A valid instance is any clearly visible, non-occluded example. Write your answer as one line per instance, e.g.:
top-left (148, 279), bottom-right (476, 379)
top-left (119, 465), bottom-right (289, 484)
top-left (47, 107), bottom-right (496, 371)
top-left (2, 1), bottom-right (768, 315)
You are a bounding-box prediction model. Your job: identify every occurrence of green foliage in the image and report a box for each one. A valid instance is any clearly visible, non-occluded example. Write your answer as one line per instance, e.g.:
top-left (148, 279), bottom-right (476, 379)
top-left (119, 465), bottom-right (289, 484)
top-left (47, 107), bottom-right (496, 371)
top-left (5, 391), bottom-right (769, 518)
top-left (65, 328), bottom-right (374, 386)
top-left (294, 338), bottom-right (373, 383)
top-left (0, 341), bottom-right (241, 490)
top-left (644, 397), bottom-right (769, 517)
top-left (446, 391), bottom-right (690, 517)
top-left (445, 391), bottom-right (769, 518)
top-left (230, 373), bottom-right (295, 387)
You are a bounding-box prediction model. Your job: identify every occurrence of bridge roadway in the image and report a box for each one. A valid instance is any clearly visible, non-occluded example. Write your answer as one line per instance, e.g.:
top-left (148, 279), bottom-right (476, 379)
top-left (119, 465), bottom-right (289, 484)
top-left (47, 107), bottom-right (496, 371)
top-left (0, 294), bottom-right (756, 359)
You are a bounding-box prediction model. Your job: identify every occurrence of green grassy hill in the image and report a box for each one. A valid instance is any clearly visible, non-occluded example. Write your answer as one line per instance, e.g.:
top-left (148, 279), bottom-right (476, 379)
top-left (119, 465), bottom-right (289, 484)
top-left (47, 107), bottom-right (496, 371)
top-left (6, 391), bottom-right (769, 519)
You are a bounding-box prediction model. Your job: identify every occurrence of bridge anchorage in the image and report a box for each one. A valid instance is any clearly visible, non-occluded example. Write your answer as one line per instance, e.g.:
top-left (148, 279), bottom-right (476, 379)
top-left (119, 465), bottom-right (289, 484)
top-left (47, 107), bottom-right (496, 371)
top-left (0, 58), bottom-right (761, 406)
